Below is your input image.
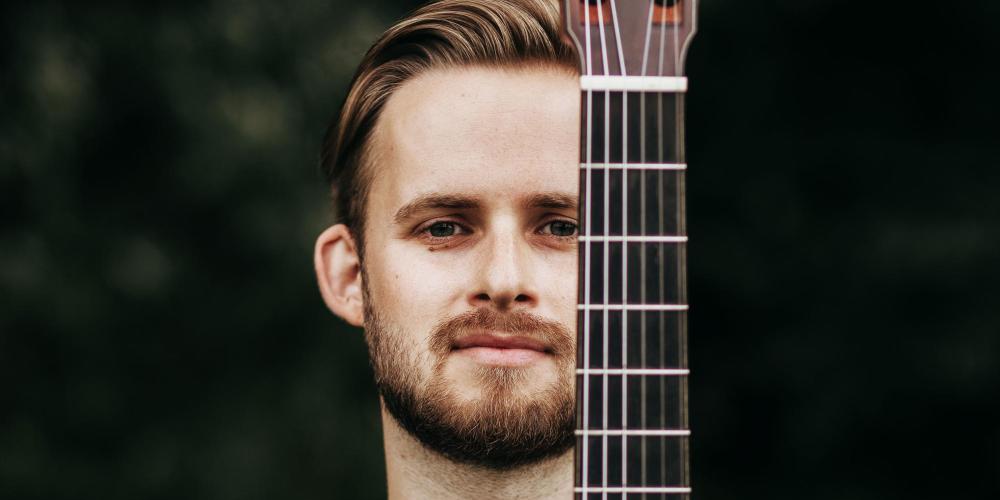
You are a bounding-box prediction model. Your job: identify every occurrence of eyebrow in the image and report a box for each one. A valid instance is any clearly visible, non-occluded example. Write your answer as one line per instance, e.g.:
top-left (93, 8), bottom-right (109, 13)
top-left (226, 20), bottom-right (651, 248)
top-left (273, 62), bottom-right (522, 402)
top-left (392, 191), bottom-right (579, 224)
top-left (393, 194), bottom-right (480, 224)
top-left (524, 192), bottom-right (577, 211)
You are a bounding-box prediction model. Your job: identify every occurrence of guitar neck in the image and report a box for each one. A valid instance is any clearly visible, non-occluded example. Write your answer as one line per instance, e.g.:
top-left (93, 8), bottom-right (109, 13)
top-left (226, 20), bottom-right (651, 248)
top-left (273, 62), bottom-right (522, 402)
top-left (563, 1), bottom-right (697, 497)
top-left (575, 85), bottom-right (690, 498)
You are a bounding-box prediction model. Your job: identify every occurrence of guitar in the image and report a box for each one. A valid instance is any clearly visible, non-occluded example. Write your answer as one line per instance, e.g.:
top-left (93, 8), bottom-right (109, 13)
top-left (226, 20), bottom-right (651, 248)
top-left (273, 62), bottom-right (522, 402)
top-left (562, 1), bottom-right (698, 498)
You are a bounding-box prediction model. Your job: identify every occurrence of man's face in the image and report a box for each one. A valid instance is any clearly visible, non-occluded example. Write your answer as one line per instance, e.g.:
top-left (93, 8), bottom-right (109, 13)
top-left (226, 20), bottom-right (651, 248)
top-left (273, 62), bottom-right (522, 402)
top-left (361, 65), bottom-right (579, 468)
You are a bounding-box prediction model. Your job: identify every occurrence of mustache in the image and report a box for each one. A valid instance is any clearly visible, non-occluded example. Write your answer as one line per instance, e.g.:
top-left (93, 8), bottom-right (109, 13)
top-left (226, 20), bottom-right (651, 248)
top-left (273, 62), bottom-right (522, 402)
top-left (429, 308), bottom-right (575, 358)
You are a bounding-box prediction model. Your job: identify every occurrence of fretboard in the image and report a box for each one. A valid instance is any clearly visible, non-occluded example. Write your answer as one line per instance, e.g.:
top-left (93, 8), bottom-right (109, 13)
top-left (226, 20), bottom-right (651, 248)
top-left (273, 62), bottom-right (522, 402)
top-left (562, 1), bottom-right (698, 497)
top-left (575, 84), bottom-right (690, 498)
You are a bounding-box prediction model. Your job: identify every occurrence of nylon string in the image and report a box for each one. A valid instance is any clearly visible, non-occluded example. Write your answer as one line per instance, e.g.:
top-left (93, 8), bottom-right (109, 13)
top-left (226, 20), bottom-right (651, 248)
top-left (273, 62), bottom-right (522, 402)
top-left (581, 1), bottom-right (593, 495)
top-left (594, 1), bottom-right (610, 496)
top-left (607, 1), bottom-right (629, 495)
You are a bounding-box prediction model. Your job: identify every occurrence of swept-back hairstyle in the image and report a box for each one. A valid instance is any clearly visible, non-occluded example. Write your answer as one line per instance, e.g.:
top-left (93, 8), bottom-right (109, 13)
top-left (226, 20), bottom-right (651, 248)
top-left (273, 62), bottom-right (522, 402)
top-left (320, 0), bottom-right (578, 253)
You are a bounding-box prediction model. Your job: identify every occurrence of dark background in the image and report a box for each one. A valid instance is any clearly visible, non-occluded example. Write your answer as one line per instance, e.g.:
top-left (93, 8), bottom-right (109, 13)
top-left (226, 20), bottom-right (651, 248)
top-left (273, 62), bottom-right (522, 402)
top-left (2, 1), bottom-right (998, 499)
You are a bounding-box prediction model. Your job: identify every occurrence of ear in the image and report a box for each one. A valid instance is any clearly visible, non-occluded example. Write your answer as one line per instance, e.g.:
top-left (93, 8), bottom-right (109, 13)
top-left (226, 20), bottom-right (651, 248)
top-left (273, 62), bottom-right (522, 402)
top-left (314, 224), bottom-right (364, 327)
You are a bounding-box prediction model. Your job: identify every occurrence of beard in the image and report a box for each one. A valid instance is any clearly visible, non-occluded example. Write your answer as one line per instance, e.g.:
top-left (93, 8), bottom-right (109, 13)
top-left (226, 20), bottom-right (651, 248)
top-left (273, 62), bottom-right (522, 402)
top-left (362, 280), bottom-right (576, 470)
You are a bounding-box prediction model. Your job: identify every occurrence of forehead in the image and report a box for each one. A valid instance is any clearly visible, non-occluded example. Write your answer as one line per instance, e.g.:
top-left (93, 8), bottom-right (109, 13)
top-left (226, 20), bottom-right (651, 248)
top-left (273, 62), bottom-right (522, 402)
top-left (369, 66), bottom-right (579, 210)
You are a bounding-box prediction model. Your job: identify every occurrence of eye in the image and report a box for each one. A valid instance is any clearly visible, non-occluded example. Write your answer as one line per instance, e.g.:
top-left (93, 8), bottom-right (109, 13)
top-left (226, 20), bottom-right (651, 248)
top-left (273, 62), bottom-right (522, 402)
top-left (425, 221), bottom-right (461, 238)
top-left (542, 220), bottom-right (578, 237)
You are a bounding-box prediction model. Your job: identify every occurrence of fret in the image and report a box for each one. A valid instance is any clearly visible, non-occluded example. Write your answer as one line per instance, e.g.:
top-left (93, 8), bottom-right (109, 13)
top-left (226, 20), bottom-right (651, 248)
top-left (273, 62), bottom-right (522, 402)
top-left (581, 162), bottom-right (686, 170)
top-left (575, 486), bottom-right (692, 494)
top-left (577, 368), bottom-right (688, 376)
top-left (576, 429), bottom-right (691, 437)
top-left (577, 304), bottom-right (688, 311)
top-left (580, 75), bottom-right (688, 92)
top-left (579, 235), bottom-right (686, 243)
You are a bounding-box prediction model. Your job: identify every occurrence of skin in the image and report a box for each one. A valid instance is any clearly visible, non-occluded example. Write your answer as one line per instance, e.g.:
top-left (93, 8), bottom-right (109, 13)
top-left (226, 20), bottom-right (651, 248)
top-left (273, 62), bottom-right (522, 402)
top-left (315, 65), bottom-right (579, 499)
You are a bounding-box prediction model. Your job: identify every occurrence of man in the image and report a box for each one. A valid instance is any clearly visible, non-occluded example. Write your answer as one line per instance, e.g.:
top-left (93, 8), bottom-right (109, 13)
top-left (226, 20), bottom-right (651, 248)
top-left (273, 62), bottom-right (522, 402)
top-left (314, 1), bottom-right (579, 498)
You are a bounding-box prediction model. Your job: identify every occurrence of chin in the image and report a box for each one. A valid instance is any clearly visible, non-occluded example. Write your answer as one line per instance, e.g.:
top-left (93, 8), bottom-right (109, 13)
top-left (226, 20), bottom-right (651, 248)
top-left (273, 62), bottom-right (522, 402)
top-left (446, 361), bottom-right (562, 400)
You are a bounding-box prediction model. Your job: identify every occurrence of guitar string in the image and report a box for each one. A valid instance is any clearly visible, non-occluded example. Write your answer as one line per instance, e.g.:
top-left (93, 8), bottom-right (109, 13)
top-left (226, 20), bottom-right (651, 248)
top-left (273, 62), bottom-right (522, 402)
top-left (679, 2), bottom-right (691, 492)
top-left (674, 0), bottom-right (685, 488)
top-left (582, 1), bottom-right (594, 495)
top-left (594, 1), bottom-right (610, 496)
top-left (656, 0), bottom-right (669, 489)
top-left (639, 1), bottom-right (656, 493)
top-left (607, 1), bottom-right (628, 494)
top-left (673, 2), bottom-right (686, 492)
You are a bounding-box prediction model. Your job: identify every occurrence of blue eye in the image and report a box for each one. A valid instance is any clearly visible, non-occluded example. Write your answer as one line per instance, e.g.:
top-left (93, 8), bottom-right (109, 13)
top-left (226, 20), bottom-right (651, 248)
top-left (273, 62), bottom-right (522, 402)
top-left (546, 220), bottom-right (577, 237)
top-left (427, 222), bottom-right (458, 237)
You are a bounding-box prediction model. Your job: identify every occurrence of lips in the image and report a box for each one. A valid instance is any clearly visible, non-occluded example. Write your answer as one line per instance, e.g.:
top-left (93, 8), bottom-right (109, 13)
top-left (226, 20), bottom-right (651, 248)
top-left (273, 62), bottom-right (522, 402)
top-left (453, 334), bottom-right (548, 351)
top-left (451, 333), bottom-right (551, 367)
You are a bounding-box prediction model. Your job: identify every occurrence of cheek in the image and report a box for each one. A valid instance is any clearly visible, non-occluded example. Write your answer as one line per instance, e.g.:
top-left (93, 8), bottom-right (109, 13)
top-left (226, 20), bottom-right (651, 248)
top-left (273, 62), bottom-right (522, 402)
top-left (543, 246), bottom-right (578, 286)
top-left (536, 249), bottom-right (579, 320)
top-left (366, 243), bottom-right (470, 322)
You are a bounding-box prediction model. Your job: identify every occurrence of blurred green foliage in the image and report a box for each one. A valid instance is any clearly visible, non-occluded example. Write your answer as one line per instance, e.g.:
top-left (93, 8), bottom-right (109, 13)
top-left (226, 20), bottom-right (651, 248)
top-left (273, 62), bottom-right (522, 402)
top-left (0, 1), bottom-right (421, 498)
top-left (1, 1), bottom-right (998, 499)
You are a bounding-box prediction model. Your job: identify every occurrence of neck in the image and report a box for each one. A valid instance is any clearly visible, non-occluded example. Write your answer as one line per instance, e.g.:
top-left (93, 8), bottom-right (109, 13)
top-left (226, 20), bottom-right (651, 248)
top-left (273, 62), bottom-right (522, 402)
top-left (380, 405), bottom-right (574, 500)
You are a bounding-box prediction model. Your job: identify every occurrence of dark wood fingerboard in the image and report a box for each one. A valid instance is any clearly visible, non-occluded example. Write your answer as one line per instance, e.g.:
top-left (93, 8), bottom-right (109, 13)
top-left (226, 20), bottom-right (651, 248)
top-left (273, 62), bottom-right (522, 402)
top-left (575, 88), bottom-right (690, 499)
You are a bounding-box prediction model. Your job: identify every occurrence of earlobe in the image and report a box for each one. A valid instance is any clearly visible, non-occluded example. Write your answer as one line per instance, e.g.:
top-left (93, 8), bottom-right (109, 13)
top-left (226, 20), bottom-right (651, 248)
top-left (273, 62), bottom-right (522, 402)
top-left (314, 224), bottom-right (365, 327)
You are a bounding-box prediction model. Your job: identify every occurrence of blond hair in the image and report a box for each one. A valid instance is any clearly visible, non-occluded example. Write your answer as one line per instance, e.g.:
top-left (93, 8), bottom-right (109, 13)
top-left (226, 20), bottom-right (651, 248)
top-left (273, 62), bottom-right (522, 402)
top-left (319, 0), bottom-right (577, 251)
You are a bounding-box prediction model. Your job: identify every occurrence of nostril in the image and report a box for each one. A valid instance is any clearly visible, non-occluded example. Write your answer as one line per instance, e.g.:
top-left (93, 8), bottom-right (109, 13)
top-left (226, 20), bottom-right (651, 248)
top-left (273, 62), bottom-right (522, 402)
top-left (514, 294), bottom-right (531, 303)
top-left (475, 293), bottom-right (490, 302)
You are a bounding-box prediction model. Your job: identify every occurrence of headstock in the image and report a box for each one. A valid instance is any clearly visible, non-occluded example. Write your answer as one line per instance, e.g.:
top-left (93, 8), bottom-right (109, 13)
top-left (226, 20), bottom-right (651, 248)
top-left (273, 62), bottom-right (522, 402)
top-left (562, 0), bottom-right (698, 77)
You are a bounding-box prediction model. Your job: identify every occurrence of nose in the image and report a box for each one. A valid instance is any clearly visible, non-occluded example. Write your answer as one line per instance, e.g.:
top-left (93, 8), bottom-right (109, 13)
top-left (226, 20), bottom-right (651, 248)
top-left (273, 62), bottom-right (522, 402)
top-left (470, 223), bottom-right (538, 310)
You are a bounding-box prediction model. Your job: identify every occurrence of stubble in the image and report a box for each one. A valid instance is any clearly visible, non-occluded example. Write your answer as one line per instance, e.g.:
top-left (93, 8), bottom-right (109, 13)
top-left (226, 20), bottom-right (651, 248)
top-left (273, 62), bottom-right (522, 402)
top-left (362, 275), bottom-right (576, 470)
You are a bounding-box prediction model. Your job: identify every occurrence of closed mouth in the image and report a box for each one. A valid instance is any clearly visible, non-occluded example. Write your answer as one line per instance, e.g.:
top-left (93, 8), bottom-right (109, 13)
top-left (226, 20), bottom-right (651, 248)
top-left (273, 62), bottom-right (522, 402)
top-left (450, 333), bottom-right (552, 367)
top-left (452, 333), bottom-right (550, 353)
